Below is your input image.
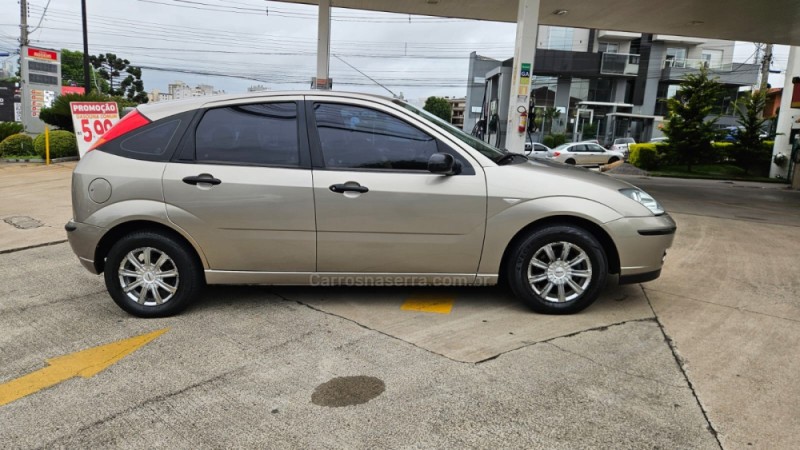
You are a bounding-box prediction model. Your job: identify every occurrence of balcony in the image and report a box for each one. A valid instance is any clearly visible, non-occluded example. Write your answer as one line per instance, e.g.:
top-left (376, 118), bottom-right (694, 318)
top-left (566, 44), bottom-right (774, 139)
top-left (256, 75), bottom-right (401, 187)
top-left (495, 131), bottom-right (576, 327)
top-left (661, 59), bottom-right (759, 86)
top-left (531, 49), bottom-right (639, 77)
top-left (600, 53), bottom-right (640, 76)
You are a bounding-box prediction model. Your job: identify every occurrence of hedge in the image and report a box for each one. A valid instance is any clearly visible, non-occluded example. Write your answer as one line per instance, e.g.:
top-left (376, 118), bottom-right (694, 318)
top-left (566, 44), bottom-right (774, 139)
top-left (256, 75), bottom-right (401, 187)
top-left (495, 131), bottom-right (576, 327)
top-left (628, 144), bottom-right (662, 171)
top-left (33, 130), bottom-right (79, 159)
top-left (0, 122), bottom-right (24, 142)
top-left (0, 133), bottom-right (35, 157)
top-left (543, 134), bottom-right (568, 148)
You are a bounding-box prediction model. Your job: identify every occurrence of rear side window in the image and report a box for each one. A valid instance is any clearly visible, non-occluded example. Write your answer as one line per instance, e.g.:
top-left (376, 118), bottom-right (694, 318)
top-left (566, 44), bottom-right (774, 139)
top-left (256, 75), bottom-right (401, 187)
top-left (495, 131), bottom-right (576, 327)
top-left (195, 103), bottom-right (299, 166)
top-left (96, 110), bottom-right (194, 162)
top-left (119, 120), bottom-right (180, 155)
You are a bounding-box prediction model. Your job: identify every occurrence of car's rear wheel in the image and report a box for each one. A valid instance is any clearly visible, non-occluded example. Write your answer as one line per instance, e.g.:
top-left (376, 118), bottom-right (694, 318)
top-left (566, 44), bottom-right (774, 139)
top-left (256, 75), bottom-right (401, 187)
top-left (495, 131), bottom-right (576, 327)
top-left (104, 230), bottom-right (203, 317)
top-left (565, 159), bottom-right (576, 165)
top-left (506, 225), bottom-right (607, 314)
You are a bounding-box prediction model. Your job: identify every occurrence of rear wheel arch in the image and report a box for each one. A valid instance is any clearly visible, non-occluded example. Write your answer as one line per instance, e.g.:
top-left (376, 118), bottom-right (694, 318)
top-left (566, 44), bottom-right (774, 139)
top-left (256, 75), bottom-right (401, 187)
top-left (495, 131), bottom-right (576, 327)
top-left (94, 220), bottom-right (206, 277)
top-left (565, 159), bottom-right (576, 165)
top-left (498, 215), bottom-right (621, 283)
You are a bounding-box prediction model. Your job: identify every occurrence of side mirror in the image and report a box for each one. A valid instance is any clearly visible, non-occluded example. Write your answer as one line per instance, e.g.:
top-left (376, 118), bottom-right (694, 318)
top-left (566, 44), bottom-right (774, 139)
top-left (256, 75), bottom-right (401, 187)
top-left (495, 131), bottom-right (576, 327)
top-left (428, 153), bottom-right (461, 175)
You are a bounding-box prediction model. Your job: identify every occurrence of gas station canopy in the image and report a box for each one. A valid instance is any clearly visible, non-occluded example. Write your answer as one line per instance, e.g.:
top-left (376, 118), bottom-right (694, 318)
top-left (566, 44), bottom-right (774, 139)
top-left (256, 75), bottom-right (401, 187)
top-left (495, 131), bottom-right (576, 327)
top-left (281, 0), bottom-right (800, 46)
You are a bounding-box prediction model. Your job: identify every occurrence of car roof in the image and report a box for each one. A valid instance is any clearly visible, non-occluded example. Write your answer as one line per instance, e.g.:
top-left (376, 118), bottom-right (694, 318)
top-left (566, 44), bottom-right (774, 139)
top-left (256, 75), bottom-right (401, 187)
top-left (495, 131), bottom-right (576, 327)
top-left (137, 90), bottom-right (398, 121)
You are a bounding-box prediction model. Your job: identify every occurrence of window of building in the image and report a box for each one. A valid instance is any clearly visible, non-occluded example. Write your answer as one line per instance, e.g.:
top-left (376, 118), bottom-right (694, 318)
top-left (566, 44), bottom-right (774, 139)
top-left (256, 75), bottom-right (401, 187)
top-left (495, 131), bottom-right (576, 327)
top-left (598, 42), bottom-right (619, 53)
top-left (665, 47), bottom-right (688, 67)
top-left (547, 27), bottom-right (575, 51)
top-left (195, 103), bottom-right (300, 166)
top-left (701, 49), bottom-right (724, 69)
top-left (314, 103), bottom-right (439, 171)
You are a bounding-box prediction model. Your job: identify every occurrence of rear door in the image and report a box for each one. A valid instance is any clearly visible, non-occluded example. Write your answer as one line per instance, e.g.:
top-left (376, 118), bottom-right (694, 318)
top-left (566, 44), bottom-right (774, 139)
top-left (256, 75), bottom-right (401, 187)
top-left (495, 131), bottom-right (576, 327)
top-left (163, 99), bottom-right (316, 272)
top-left (307, 98), bottom-right (487, 275)
top-left (587, 143), bottom-right (609, 164)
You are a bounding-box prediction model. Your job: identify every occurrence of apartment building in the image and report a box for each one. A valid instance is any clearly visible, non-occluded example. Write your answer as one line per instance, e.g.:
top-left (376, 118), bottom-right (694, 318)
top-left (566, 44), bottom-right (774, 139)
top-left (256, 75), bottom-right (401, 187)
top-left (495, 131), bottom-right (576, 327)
top-left (465, 27), bottom-right (759, 147)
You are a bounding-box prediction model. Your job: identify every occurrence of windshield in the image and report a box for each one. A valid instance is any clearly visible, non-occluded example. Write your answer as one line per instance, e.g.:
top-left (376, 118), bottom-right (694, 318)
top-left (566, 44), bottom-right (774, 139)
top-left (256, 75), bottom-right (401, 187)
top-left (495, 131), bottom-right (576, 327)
top-left (553, 143), bottom-right (572, 152)
top-left (616, 138), bottom-right (635, 144)
top-left (396, 100), bottom-right (506, 162)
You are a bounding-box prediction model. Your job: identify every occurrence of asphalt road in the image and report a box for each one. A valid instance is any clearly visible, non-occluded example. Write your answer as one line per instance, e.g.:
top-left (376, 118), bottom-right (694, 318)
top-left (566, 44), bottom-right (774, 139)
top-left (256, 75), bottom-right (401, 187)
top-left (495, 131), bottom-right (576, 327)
top-left (2, 167), bottom-right (799, 449)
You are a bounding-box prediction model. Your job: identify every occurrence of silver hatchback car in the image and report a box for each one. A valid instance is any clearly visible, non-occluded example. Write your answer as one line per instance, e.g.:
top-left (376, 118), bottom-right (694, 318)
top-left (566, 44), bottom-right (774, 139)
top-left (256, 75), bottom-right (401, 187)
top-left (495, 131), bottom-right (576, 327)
top-left (66, 91), bottom-right (675, 317)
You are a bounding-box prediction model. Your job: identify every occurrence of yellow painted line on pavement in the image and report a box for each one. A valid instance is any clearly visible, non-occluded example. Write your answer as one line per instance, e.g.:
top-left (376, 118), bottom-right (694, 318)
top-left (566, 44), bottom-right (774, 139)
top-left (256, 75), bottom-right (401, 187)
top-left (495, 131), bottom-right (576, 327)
top-left (401, 296), bottom-right (455, 314)
top-left (0, 328), bottom-right (169, 407)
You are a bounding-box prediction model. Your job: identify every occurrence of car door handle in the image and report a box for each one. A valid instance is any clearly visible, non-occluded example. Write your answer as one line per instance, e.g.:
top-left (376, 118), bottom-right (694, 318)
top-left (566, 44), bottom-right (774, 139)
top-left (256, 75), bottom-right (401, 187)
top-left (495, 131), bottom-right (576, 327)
top-left (182, 174), bottom-right (222, 186)
top-left (329, 183), bottom-right (368, 194)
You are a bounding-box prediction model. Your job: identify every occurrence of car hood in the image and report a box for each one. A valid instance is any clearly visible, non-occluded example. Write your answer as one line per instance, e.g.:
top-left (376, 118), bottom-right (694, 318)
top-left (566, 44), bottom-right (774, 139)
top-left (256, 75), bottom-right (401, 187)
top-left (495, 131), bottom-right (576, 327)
top-left (483, 159), bottom-right (654, 218)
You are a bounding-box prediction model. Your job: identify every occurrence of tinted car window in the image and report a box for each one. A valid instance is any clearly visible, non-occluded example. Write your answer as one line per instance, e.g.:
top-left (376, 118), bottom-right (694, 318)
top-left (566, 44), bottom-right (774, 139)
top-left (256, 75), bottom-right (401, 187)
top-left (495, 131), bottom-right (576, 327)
top-left (589, 144), bottom-right (606, 152)
top-left (120, 120), bottom-right (180, 155)
top-left (314, 103), bottom-right (439, 171)
top-left (195, 103), bottom-right (299, 166)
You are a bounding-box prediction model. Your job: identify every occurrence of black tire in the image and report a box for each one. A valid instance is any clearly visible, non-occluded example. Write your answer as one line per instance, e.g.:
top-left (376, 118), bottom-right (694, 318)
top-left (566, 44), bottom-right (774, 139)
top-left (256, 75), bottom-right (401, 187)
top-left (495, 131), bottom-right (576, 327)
top-left (608, 157), bottom-right (620, 164)
top-left (506, 225), bottom-right (608, 314)
top-left (565, 159), bottom-right (576, 165)
top-left (104, 230), bottom-right (203, 317)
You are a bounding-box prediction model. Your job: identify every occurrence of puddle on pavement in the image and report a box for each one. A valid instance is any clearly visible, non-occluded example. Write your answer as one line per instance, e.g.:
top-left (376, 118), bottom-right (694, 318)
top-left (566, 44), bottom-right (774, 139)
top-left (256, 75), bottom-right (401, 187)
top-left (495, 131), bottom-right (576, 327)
top-left (3, 216), bottom-right (44, 229)
top-left (311, 376), bottom-right (385, 407)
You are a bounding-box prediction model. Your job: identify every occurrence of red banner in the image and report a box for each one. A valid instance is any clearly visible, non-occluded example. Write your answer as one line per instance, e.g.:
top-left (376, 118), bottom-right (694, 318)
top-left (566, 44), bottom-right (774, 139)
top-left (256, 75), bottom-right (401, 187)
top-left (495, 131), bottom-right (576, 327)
top-left (792, 77), bottom-right (800, 109)
top-left (27, 47), bottom-right (58, 61)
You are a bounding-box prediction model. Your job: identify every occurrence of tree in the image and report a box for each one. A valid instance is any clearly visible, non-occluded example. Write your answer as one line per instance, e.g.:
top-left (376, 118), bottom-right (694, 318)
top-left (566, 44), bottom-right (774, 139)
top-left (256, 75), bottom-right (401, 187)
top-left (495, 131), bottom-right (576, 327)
top-left (89, 53), bottom-right (148, 103)
top-left (60, 49), bottom-right (109, 92)
top-left (661, 68), bottom-right (724, 171)
top-left (423, 96), bottom-right (452, 122)
top-left (730, 90), bottom-right (770, 175)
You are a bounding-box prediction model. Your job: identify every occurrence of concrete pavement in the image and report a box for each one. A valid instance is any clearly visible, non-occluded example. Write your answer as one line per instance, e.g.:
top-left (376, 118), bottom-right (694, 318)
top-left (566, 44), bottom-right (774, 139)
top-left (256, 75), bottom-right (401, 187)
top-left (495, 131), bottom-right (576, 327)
top-left (0, 162), bottom-right (75, 253)
top-left (1, 163), bottom-right (799, 448)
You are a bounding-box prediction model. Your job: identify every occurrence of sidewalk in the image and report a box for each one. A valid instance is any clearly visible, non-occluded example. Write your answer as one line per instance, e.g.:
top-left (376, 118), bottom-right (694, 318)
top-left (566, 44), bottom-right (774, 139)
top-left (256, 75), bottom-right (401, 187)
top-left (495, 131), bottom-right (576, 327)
top-left (0, 162), bottom-right (76, 253)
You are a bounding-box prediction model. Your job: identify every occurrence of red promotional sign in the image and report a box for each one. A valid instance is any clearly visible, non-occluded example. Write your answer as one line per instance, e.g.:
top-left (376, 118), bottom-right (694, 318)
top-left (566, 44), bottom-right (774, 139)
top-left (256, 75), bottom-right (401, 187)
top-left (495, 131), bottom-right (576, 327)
top-left (27, 47), bottom-right (58, 61)
top-left (69, 102), bottom-right (121, 158)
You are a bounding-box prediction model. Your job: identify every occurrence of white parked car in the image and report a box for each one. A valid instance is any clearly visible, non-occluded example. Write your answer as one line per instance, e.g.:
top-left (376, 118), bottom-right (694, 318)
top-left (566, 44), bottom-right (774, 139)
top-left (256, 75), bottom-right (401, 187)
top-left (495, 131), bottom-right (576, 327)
top-left (609, 137), bottom-right (636, 158)
top-left (547, 142), bottom-right (625, 167)
top-left (524, 141), bottom-right (551, 159)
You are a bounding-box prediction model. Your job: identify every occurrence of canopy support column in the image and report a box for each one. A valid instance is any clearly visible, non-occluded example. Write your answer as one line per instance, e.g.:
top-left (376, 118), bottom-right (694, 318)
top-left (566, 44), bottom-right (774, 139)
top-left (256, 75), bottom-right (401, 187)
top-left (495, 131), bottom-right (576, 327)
top-left (505, 0), bottom-right (540, 153)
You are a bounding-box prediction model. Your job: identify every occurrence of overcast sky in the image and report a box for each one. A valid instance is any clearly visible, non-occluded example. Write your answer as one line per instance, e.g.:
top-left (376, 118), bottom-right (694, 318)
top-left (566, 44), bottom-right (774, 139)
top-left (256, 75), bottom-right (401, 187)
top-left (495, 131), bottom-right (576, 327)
top-left (0, 0), bottom-right (791, 103)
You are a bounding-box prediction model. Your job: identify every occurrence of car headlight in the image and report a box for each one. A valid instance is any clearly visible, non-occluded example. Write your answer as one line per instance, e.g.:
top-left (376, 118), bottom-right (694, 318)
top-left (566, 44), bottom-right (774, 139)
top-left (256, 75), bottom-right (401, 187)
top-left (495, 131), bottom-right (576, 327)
top-left (619, 188), bottom-right (665, 216)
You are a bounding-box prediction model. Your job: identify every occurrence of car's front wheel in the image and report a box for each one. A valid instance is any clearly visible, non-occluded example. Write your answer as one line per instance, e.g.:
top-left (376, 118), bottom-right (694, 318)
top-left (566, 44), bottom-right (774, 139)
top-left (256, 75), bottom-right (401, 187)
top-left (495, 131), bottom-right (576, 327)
top-left (104, 230), bottom-right (203, 317)
top-left (506, 225), bottom-right (608, 314)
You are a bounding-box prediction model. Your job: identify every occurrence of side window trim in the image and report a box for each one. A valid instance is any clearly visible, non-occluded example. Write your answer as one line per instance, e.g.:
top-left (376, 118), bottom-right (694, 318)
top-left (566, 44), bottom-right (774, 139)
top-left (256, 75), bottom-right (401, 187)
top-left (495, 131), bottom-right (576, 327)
top-left (305, 100), bottom-right (474, 175)
top-left (174, 100), bottom-right (312, 169)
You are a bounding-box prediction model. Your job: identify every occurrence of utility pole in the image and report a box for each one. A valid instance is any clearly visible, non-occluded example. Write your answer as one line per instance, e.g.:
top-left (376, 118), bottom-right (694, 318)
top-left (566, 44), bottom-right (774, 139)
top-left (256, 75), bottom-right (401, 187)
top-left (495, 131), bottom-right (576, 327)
top-left (81, 0), bottom-right (91, 93)
top-left (760, 43), bottom-right (773, 92)
top-left (20, 0), bottom-right (29, 46)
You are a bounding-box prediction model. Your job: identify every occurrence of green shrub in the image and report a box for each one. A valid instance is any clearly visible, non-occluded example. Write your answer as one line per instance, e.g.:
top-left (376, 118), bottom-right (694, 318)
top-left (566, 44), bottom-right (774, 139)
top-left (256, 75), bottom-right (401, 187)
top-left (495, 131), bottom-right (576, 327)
top-left (543, 134), bottom-right (568, 148)
top-left (0, 133), bottom-right (35, 157)
top-left (33, 130), bottom-right (79, 159)
top-left (0, 122), bottom-right (24, 142)
top-left (629, 144), bottom-right (662, 170)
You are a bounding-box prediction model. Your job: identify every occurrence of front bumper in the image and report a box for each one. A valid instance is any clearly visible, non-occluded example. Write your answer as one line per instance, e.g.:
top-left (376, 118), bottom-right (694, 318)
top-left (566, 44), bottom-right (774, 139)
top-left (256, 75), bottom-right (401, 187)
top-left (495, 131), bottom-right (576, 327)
top-left (65, 219), bottom-right (106, 274)
top-left (605, 213), bottom-right (676, 282)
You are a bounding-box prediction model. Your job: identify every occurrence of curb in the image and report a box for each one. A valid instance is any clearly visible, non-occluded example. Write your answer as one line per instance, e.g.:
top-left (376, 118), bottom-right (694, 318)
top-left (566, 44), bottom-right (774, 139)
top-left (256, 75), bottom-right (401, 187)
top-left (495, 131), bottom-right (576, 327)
top-left (1, 157), bottom-right (80, 164)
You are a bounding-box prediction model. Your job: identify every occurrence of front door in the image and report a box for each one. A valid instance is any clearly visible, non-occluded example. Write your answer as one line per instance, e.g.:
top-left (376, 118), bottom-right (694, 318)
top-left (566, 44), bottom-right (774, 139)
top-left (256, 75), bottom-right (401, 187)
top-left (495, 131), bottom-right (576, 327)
top-left (163, 100), bottom-right (316, 272)
top-left (308, 100), bottom-right (487, 275)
